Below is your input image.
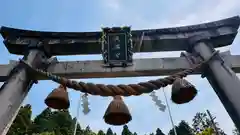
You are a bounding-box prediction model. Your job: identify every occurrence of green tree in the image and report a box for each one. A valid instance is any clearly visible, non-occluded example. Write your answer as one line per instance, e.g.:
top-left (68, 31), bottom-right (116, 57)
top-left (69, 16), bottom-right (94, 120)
top-left (83, 126), bottom-right (96, 135)
top-left (169, 121), bottom-right (193, 135)
top-left (192, 112), bottom-right (210, 133)
top-left (122, 125), bottom-right (132, 135)
top-left (98, 130), bottom-right (106, 135)
top-left (196, 128), bottom-right (214, 135)
top-left (192, 111), bottom-right (226, 135)
top-left (7, 105), bottom-right (106, 135)
top-left (156, 128), bottom-right (165, 135)
top-left (233, 126), bottom-right (240, 135)
top-left (50, 109), bottom-right (74, 135)
top-left (7, 104), bottom-right (33, 135)
top-left (106, 128), bottom-right (113, 135)
top-left (72, 117), bottom-right (82, 135)
top-left (132, 132), bottom-right (137, 135)
top-left (168, 126), bottom-right (178, 135)
top-left (177, 120), bottom-right (193, 135)
top-left (30, 107), bottom-right (54, 134)
top-left (33, 132), bottom-right (56, 135)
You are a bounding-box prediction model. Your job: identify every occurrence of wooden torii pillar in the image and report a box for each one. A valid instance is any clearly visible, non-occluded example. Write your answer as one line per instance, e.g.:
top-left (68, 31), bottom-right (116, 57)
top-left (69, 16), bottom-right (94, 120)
top-left (0, 16), bottom-right (239, 134)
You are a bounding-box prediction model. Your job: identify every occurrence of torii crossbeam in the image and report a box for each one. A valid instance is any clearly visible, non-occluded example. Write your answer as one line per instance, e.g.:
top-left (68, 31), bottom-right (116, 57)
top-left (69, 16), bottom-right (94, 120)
top-left (0, 16), bottom-right (239, 135)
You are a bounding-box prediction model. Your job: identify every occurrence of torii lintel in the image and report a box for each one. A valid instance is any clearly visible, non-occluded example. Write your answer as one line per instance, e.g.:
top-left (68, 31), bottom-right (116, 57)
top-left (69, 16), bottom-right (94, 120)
top-left (0, 16), bottom-right (239, 56)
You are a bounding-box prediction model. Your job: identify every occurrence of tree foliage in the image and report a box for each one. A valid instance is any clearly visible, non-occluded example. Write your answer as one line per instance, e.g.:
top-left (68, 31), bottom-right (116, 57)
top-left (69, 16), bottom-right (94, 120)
top-left (6, 104), bottom-right (229, 135)
top-left (107, 128), bottom-right (114, 135)
top-left (155, 128), bottom-right (165, 135)
top-left (30, 107), bottom-right (53, 134)
top-left (98, 130), bottom-right (106, 135)
top-left (233, 126), bottom-right (240, 135)
top-left (168, 120), bottom-right (193, 135)
top-left (192, 112), bottom-right (226, 135)
top-left (33, 132), bottom-right (56, 135)
top-left (7, 106), bottom-right (89, 135)
top-left (177, 120), bottom-right (194, 135)
top-left (196, 128), bottom-right (214, 135)
top-left (7, 104), bottom-right (32, 135)
top-left (122, 125), bottom-right (132, 135)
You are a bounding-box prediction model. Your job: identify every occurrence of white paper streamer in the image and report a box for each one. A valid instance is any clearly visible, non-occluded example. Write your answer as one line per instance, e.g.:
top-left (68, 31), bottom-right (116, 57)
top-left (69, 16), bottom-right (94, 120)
top-left (81, 94), bottom-right (91, 115)
top-left (149, 91), bottom-right (166, 112)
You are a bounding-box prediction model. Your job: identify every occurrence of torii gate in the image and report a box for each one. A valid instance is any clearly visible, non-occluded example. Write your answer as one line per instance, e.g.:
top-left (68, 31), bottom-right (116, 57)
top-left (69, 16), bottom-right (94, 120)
top-left (0, 16), bottom-right (240, 134)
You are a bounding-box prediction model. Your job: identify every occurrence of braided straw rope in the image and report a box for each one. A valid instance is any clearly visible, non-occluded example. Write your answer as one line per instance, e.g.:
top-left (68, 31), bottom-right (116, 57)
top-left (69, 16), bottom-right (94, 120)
top-left (20, 51), bottom-right (218, 96)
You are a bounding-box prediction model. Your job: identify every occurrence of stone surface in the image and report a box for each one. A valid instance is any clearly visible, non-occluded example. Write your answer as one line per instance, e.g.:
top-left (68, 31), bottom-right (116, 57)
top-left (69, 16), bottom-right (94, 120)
top-left (0, 52), bottom-right (238, 81)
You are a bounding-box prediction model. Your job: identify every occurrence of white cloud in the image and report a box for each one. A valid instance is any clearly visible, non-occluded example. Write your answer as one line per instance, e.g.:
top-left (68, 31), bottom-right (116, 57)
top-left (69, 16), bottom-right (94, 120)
top-left (103, 0), bottom-right (122, 11)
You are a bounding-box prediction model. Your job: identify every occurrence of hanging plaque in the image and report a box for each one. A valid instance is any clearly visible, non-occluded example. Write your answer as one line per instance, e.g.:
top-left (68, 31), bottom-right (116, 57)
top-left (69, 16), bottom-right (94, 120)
top-left (101, 26), bottom-right (133, 67)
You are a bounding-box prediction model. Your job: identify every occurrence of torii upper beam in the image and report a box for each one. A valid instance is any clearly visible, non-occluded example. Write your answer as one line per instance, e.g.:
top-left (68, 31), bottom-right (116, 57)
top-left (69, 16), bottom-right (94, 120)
top-left (0, 16), bottom-right (239, 56)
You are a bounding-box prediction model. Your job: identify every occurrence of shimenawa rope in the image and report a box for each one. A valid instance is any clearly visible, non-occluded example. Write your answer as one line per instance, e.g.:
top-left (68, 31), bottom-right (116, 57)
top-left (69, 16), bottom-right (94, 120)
top-left (19, 51), bottom-right (219, 97)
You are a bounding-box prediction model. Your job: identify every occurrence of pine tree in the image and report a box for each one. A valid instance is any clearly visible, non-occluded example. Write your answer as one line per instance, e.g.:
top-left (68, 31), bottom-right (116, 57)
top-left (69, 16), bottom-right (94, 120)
top-left (84, 125), bottom-right (97, 135)
top-left (122, 125), bottom-right (132, 135)
top-left (98, 130), bottom-right (106, 135)
top-left (177, 120), bottom-right (193, 135)
top-left (168, 121), bottom-right (193, 135)
top-left (168, 126), bottom-right (179, 135)
top-left (30, 107), bottom-right (54, 134)
top-left (156, 128), bottom-right (165, 135)
top-left (7, 104), bottom-right (33, 135)
top-left (10, 104), bottom-right (233, 135)
top-left (106, 128), bottom-right (113, 135)
top-left (75, 123), bottom-right (82, 135)
top-left (85, 126), bottom-right (91, 134)
top-left (50, 109), bottom-right (74, 135)
top-left (72, 117), bottom-right (82, 135)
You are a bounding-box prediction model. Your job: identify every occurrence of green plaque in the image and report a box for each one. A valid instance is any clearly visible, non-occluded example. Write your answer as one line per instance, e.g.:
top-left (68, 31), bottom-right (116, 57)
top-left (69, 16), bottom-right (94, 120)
top-left (101, 26), bottom-right (133, 67)
top-left (108, 33), bottom-right (127, 62)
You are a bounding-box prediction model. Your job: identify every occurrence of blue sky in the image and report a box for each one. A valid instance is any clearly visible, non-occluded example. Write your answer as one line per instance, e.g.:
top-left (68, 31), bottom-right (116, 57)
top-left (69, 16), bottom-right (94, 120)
top-left (0, 0), bottom-right (240, 134)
